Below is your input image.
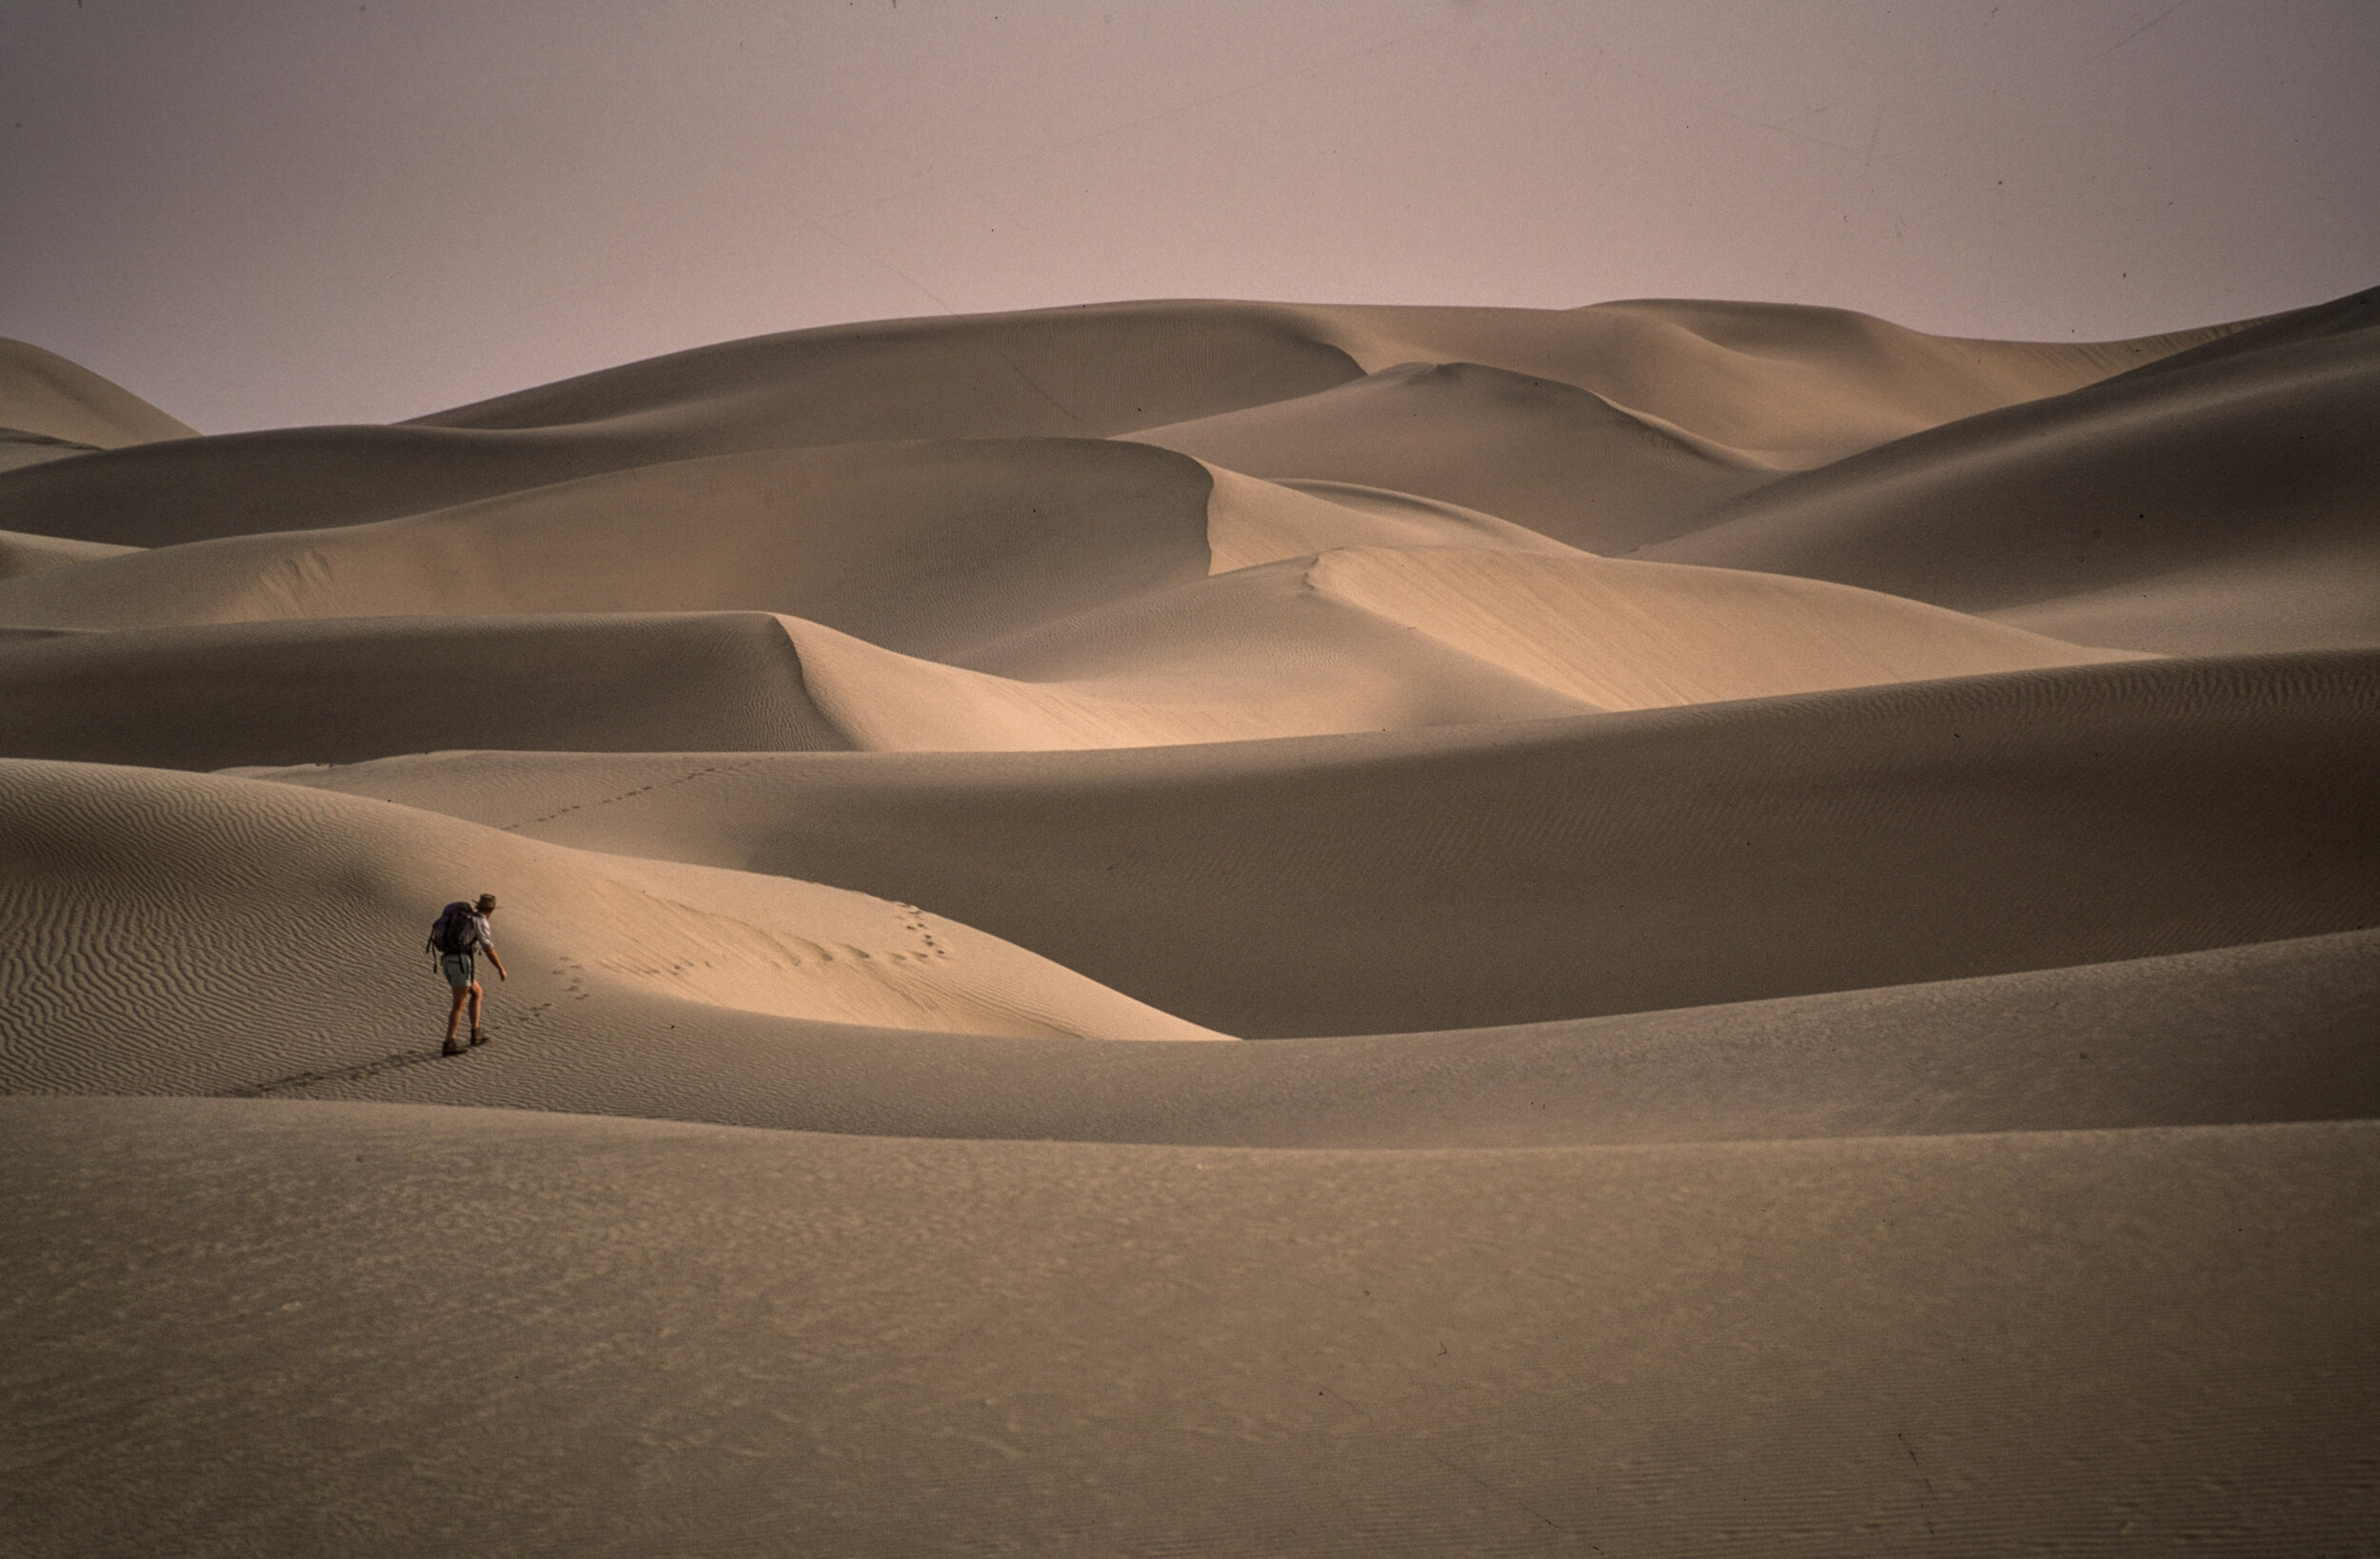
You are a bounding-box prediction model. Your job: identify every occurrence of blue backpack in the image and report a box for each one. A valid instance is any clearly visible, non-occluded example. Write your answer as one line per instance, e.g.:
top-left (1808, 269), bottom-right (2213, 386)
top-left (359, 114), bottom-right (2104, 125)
top-left (426, 901), bottom-right (476, 957)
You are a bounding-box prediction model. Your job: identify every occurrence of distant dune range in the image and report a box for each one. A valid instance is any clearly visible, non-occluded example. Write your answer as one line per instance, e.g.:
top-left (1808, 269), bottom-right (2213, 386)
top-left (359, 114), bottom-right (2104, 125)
top-left (2, 290), bottom-right (2373, 1558)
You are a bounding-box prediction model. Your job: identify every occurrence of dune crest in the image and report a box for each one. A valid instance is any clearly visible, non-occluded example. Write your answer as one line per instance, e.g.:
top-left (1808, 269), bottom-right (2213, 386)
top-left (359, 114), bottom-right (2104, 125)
top-left (0, 337), bottom-right (198, 449)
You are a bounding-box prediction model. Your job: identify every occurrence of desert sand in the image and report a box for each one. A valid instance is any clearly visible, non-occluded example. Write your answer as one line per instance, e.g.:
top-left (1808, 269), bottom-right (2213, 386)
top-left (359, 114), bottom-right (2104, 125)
top-left (2, 290), bottom-right (2374, 1555)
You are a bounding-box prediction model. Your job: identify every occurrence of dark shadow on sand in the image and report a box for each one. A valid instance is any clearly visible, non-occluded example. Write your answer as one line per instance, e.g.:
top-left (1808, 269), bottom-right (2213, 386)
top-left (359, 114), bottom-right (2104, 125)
top-left (224, 1043), bottom-right (467, 1098)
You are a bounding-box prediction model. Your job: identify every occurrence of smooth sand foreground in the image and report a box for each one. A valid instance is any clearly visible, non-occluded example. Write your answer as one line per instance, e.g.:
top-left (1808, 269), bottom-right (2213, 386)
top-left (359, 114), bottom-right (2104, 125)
top-left (9, 1099), bottom-right (2375, 1558)
top-left (1, 291), bottom-right (2373, 1555)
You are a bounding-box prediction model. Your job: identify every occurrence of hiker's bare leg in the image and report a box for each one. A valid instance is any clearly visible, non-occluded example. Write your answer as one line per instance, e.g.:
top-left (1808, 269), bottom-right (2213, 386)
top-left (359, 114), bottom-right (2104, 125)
top-left (467, 982), bottom-right (485, 1032)
top-left (446, 986), bottom-right (467, 1042)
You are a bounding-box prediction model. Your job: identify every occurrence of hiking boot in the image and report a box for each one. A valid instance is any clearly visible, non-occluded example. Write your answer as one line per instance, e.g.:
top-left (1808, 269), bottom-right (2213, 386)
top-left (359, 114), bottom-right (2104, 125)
top-left (443, 1036), bottom-right (466, 1056)
top-left (469, 1029), bottom-right (489, 1047)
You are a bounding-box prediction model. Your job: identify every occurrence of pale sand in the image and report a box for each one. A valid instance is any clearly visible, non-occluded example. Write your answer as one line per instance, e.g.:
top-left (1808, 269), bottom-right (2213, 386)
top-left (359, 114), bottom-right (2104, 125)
top-left (1, 289), bottom-right (2372, 1554)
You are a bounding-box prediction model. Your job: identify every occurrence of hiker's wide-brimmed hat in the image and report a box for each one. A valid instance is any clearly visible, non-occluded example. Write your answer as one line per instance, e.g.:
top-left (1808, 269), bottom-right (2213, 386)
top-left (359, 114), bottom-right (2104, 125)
top-left (475, 894), bottom-right (498, 912)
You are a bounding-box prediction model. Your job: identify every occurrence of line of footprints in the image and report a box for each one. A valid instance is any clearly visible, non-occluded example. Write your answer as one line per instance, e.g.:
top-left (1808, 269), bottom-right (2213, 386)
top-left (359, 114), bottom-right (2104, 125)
top-left (895, 902), bottom-right (954, 962)
top-left (520, 910), bottom-right (950, 1030)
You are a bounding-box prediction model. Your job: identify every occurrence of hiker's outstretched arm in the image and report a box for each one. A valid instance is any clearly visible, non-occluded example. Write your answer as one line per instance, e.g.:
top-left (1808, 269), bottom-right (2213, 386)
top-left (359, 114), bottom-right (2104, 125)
top-left (486, 949), bottom-right (507, 980)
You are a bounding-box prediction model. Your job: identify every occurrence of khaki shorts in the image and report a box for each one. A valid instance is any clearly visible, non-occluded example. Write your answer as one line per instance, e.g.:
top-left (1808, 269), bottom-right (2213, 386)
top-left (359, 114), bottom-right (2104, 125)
top-left (439, 953), bottom-right (479, 990)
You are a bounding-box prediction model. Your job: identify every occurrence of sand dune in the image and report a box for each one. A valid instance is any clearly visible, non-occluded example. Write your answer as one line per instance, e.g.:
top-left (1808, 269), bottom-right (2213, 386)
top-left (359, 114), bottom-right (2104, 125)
top-left (0, 305), bottom-right (1351, 547)
top-left (407, 296), bottom-right (2237, 465)
top-left (0, 428), bottom-right (2141, 762)
top-left (1642, 288), bottom-right (2380, 654)
top-left (0, 336), bottom-right (198, 449)
top-left (0, 548), bottom-right (2132, 767)
top-left (1288, 297), bottom-right (2249, 464)
top-left (0, 613), bottom-right (851, 767)
top-left (0, 438), bottom-right (1219, 652)
top-left (3, 292), bottom-right (2371, 1555)
top-left (1130, 358), bottom-right (1773, 550)
top-left (0, 296), bottom-right (2234, 552)
top-left (0, 758), bottom-right (1227, 1099)
top-left (0, 446), bottom-right (1555, 635)
top-left (0, 429), bottom-right (104, 475)
top-left (248, 650), bottom-right (2380, 1036)
top-left (1203, 467), bottom-right (1582, 569)
top-left (412, 299), bottom-right (1367, 443)
top-left (0, 525), bottom-right (135, 581)
top-left (1292, 545), bottom-right (2142, 708)
top-left (17, 887), bottom-right (2367, 1146)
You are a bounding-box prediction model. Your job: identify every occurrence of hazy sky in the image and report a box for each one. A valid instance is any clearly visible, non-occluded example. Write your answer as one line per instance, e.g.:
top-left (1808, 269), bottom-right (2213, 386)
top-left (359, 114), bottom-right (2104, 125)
top-left (4, 0), bottom-right (2375, 431)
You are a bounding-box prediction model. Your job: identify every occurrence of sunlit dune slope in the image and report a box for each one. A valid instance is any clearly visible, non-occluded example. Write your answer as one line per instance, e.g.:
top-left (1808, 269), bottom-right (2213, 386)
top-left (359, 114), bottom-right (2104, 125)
top-left (0, 759), bottom-right (1228, 1099)
top-left (1204, 470), bottom-right (1580, 567)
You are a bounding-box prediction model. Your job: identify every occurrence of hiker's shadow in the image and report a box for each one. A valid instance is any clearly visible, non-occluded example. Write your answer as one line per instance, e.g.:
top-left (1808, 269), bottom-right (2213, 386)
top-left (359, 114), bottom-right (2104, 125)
top-left (226, 1044), bottom-right (461, 1098)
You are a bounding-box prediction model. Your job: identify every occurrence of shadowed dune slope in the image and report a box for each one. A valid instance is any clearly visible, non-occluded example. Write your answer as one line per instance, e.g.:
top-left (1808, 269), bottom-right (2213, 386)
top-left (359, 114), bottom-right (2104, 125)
top-left (410, 299), bottom-right (1366, 440)
top-left (0, 439), bottom-right (1218, 656)
top-left (257, 651), bottom-right (2380, 1037)
top-left (1641, 302), bottom-right (2380, 654)
top-left (0, 421), bottom-right (725, 548)
top-left (0, 613), bottom-right (853, 768)
top-left (0, 598), bottom-right (1594, 767)
top-left (9, 1096), bottom-right (2375, 1559)
top-left (0, 337), bottom-right (197, 449)
top-left (2092, 284), bottom-right (2379, 385)
top-left (0, 430), bottom-right (106, 477)
top-left (0, 759), bottom-right (1228, 1094)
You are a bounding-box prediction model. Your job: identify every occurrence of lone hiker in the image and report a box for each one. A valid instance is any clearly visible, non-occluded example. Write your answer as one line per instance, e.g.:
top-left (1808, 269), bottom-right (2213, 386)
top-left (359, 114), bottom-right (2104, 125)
top-left (428, 894), bottom-right (507, 1056)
